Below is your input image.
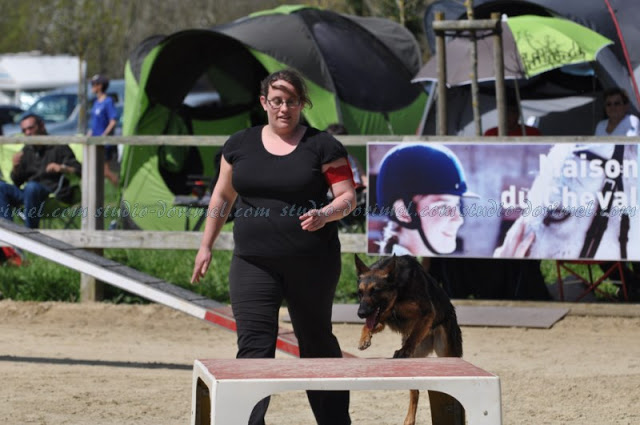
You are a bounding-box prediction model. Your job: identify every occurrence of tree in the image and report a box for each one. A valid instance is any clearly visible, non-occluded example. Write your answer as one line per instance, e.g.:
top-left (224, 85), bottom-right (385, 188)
top-left (0, 0), bottom-right (436, 93)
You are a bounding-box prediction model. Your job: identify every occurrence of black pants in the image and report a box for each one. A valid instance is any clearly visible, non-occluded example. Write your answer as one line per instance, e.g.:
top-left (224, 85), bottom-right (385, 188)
top-left (229, 253), bottom-right (351, 425)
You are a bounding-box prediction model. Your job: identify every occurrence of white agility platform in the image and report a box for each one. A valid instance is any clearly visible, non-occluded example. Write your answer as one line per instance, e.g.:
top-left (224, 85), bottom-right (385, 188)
top-left (192, 357), bottom-right (502, 425)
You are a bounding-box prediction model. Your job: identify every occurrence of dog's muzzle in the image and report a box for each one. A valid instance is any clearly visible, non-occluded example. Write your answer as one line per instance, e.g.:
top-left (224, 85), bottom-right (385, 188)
top-left (358, 305), bottom-right (381, 330)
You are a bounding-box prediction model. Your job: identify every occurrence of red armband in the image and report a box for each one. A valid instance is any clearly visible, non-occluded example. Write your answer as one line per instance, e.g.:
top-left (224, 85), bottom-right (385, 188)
top-left (324, 164), bottom-right (355, 187)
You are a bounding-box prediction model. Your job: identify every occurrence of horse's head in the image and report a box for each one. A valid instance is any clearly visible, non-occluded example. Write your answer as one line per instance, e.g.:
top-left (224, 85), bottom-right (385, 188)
top-left (521, 143), bottom-right (638, 260)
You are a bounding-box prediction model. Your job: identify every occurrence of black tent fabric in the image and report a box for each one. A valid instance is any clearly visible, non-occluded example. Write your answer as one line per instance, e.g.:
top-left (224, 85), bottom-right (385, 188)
top-left (142, 30), bottom-right (265, 113)
top-left (215, 8), bottom-right (422, 112)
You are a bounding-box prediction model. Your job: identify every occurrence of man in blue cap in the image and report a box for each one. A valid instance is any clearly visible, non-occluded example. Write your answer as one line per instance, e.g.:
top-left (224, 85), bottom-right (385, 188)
top-left (88, 74), bottom-right (119, 186)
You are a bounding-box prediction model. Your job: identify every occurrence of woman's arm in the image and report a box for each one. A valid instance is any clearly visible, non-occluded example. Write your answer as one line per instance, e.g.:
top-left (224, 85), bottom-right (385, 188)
top-left (191, 156), bottom-right (237, 283)
top-left (299, 157), bottom-right (357, 232)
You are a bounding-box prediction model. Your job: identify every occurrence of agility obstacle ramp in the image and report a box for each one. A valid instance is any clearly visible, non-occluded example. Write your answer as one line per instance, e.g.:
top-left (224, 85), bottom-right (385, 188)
top-left (0, 219), bottom-right (312, 357)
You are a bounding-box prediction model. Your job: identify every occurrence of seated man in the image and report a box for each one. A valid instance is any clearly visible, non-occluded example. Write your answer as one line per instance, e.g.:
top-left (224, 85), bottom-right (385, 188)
top-left (0, 113), bottom-right (81, 229)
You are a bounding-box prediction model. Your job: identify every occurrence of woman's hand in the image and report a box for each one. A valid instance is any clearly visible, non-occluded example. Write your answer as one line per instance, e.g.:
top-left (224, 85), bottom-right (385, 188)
top-left (299, 209), bottom-right (329, 232)
top-left (191, 247), bottom-right (213, 284)
top-left (493, 218), bottom-right (535, 258)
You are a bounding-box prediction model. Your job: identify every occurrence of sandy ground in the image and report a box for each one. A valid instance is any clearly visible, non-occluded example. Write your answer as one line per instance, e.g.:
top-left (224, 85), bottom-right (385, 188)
top-left (0, 300), bottom-right (639, 425)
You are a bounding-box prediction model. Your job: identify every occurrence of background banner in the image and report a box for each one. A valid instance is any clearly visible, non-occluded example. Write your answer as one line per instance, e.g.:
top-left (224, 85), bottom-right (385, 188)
top-left (367, 142), bottom-right (639, 261)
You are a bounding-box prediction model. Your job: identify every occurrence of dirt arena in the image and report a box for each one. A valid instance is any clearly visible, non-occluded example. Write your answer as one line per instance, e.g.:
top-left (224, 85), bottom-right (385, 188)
top-left (0, 300), bottom-right (638, 424)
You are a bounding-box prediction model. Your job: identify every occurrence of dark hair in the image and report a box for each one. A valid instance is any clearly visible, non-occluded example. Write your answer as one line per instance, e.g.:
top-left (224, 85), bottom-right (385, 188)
top-left (20, 113), bottom-right (45, 126)
top-left (20, 113), bottom-right (47, 135)
top-left (91, 74), bottom-right (110, 92)
top-left (326, 123), bottom-right (348, 135)
top-left (603, 87), bottom-right (630, 104)
top-left (260, 69), bottom-right (312, 108)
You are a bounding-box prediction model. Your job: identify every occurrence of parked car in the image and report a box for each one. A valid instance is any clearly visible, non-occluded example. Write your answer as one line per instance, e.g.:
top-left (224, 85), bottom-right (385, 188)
top-left (0, 105), bottom-right (24, 135)
top-left (2, 80), bottom-right (125, 136)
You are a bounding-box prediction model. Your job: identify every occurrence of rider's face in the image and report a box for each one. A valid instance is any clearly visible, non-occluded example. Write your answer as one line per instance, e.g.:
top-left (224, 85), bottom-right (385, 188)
top-left (414, 194), bottom-right (463, 254)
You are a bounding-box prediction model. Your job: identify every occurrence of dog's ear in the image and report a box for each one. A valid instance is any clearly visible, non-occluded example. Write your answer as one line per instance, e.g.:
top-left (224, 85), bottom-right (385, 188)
top-left (380, 254), bottom-right (397, 279)
top-left (354, 254), bottom-right (369, 275)
top-left (393, 255), bottom-right (415, 288)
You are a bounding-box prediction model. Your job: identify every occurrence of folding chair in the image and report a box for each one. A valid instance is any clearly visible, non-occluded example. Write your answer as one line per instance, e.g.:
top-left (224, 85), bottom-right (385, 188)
top-left (555, 260), bottom-right (629, 302)
top-left (39, 173), bottom-right (82, 229)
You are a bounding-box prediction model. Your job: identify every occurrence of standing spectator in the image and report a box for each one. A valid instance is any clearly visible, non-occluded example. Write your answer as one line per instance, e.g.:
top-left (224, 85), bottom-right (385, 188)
top-left (0, 113), bottom-right (81, 229)
top-left (88, 74), bottom-right (119, 186)
top-left (191, 69), bottom-right (355, 425)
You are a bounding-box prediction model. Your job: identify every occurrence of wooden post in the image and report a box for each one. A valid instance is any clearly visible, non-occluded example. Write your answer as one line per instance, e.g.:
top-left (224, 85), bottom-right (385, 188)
top-left (435, 12), bottom-right (448, 136)
top-left (492, 12), bottom-right (507, 136)
top-left (80, 140), bottom-right (105, 301)
top-left (465, 1), bottom-right (482, 136)
top-left (77, 58), bottom-right (87, 135)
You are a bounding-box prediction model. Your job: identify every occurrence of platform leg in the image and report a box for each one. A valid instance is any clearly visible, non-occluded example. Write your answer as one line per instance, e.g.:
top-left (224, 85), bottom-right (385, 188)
top-left (429, 390), bottom-right (465, 425)
top-left (211, 383), bottom-right (271, 425)
top-left (194, 379), bottom-right (210, 425)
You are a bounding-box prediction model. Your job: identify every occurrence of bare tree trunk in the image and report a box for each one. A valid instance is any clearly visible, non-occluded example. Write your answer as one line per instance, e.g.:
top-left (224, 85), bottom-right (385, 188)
top-left (396, 0), bottom-right (406, 25)
top-left (77, 57), bottom-right (87, 135)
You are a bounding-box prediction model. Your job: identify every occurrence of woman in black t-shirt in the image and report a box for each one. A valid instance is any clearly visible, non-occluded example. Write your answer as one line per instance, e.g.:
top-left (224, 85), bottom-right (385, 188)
top-left (191, 69), bottom-right (355, 425)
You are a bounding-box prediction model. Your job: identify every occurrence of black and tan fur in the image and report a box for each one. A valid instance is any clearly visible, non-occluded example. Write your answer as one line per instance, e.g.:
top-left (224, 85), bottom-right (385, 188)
top-left (355, 254), bottom-right (463, 425)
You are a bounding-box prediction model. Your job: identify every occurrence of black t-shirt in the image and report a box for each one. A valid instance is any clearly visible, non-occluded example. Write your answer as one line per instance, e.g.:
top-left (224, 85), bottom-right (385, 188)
top-left (223, 125), bottom-right (348, 256)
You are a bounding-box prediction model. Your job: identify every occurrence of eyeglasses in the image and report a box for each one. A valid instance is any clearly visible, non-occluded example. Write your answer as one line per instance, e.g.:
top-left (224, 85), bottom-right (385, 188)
top-left (266, 97), bottom-right (301, 109)
top-left (21, 124), bottom-right (38, 133)
top-left (606, 101), bottom-right (624, 107)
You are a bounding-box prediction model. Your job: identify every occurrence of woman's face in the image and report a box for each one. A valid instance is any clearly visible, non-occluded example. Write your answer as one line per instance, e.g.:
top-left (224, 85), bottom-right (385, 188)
top-left (604, 93), bottom-right (629, 122)
top-left (260, 79), bottom-right (302, 131)
top-left (414, 194), bottom-right (464, 254)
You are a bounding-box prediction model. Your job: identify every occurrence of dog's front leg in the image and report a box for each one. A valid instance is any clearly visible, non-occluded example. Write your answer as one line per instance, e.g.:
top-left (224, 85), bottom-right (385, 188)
top-left (403, 389), bottom-right (419, 425)
top-left (358, 323), bottom-right (385, 350)
top-left (393, 318), bottom-right (434, 358)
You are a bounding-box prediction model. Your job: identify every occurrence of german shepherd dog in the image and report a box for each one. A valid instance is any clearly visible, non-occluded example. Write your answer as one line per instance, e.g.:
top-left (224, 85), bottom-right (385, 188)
top-left (355, 254), bottom-right (463, 425)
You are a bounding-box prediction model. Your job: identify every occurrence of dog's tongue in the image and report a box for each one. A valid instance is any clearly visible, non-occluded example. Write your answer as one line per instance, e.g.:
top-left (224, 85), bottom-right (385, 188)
top-left (365, 309), bottom-right (379, 330)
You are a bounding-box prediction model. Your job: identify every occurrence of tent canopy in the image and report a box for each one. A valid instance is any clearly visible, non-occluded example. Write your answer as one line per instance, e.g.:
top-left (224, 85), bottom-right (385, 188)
top-left (124, 5), bottom-right (426, 136)
top-left (120, 5), bottom-right (427, 231)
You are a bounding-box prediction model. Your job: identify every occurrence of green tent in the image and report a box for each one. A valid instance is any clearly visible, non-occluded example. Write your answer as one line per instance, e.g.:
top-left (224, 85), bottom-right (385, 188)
top-left (120, 5), bottom-right (427, 231)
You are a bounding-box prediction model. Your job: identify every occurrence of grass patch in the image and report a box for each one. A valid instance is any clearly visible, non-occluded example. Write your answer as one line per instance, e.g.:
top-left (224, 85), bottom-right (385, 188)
top-left (0, 253), bottom-right (80, 301)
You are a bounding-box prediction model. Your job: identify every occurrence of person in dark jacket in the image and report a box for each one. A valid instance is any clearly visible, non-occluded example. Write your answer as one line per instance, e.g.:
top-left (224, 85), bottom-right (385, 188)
top-left (0, 113), bottom-right (81, 229)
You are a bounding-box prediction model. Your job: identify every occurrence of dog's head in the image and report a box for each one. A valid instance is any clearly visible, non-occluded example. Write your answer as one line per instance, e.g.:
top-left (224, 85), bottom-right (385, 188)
top-left (355, 254), bottom-right (400, 330)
